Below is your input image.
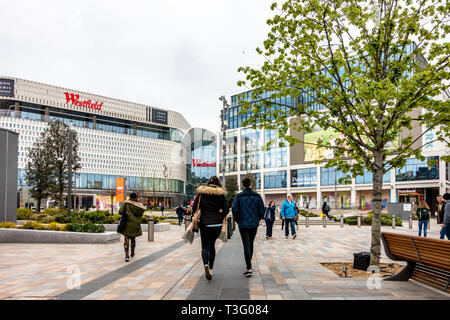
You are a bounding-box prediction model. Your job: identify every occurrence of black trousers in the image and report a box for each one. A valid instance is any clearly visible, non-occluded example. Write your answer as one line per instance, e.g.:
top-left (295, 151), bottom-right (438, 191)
top-left (239, 227), bottom-right (258, 270)
top-left (199, 225), bottom-right (222, 269)
top-left (265, 220), bottom-right (274, 237)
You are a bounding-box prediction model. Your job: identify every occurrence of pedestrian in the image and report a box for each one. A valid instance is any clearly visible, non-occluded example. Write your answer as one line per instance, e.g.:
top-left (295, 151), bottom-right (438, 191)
top-left (192, 176), bottom-right (229, 280)
top-left (118, 192), bottom-right (146, 262)
top-left (160, 203), bottom-right (165, 217)
top-left (322, 199), bottom-right (331, 219)
top-left (281, 194), bottom-right (297, 239)
top-left (264, 201), bottom-right (276, 239)
top-left (176, 204), bottom-right (184, 226)
top-left (436, 195), bottom-right (446, 239)
top-left (232, 176), bottom-right (265, 277)
top-left (442, 193), bottom-right (450, 240)
top-left (416, 199), bottom-right (431, 237)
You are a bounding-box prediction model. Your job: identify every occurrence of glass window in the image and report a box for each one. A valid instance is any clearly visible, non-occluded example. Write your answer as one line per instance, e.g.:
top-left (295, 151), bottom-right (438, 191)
top-left (264, 170), bottom-right (287, 189)
top-left (291, 168), bottom-right (317, 187)
top-left (396, 157), bottom-right (439, 181)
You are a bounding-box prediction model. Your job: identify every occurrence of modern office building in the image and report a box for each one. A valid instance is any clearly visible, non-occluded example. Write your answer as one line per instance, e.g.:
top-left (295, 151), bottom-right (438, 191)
top-left (0, 76), bottom-right (216, 211)
top-left (221, 80), bottom-right (449, 215)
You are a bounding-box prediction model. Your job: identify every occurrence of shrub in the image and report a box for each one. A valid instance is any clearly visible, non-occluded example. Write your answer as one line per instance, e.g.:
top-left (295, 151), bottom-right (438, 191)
top-left (71, 210), bottom-right (107, 224)
top-left (0, 222), bottom-right (16, 228)
top-left (42, 208), bottom-right (64, 216)
top-left (21, 221), bottom-right (46, 230)
top-left (40, 215), bottom-right (56, 223)
top-left (60, 224), bottom-right (70, 231)
top-left (17, 208), bottom-right (33, 220)
top-left (54, 214), bottom-right (73, 224)
top-left (106, 215), bottom-right (120, 224)
top-left (64, 222), bottom-right (105, 233)
top-left (47, 222), bottom-right (61, 231)
top-left (344, 217), bottom-right (358, 225)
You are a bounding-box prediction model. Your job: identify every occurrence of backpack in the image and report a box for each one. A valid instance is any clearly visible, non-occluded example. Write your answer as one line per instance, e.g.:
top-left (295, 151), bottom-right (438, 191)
top-left (418, 208), bottom-right (430, 220)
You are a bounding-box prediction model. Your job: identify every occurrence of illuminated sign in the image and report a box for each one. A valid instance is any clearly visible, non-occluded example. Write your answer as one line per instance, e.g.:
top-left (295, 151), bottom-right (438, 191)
top-left (192, 159), bottom-right (216, 167)
top-left (152, 108), bottom-right (168, 125)
top-left (64, 92), bottom-right (103, 110)
top-left (116, 177), bottom-right (125, 202)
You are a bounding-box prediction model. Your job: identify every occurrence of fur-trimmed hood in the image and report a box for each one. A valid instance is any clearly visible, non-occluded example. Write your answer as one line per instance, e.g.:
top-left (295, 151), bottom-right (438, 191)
top-left (124, 200), bottom-right (146, 210)
top-left (196, 185), bottom-right (226, 196)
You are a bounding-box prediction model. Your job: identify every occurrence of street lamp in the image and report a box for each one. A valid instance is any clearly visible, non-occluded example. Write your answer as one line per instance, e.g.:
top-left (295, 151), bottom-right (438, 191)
top-left (67, 121), bottom-right (74, 217)
top-left (163, 164), bottom-right (168, 209)
top-left (219, 95), bottom-right (230, 189)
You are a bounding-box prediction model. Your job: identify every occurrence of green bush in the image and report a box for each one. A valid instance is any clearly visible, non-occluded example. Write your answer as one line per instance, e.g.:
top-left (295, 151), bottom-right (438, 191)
top-left (47, 222), bottom-right (61, 231)
top-left (0, 222), bottom-right (16, 228)
top-left (21, 221), bottom-right (46, 230)
top-left (71, 210), bottom-right (108, 224)
top-left (106, 215), bottom-right (120, 224)
top-left (344, 217), bottom-right (358, 225)
top-left (42, 208), bottom-right (64, 216)
top-left (17, 208), bottom-right (33, 220)
top-left (54, 214), bottom-right (73, 224)
top-left (64, 222), bottom-right (105, 233)
top-left (40, 215), bottom-right (56, 223)
top-left (346, 212), bottom-right (403, 227)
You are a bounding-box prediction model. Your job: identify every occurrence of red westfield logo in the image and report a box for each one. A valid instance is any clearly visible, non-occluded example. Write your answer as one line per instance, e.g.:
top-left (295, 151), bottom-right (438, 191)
top-left (192, 159), bottom-right (216, 167)
top-left (64, 92), bottom-right (103, 110)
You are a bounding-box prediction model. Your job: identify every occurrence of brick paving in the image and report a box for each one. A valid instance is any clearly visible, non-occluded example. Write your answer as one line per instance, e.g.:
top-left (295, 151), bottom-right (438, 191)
top-left (0, 220), bottom-right (448, 300)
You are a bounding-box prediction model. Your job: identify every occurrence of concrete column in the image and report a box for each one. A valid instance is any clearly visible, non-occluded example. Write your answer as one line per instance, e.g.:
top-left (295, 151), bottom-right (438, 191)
top-left (351, 180), bottom-right (356, 208)
top-left (439, 159), bottom-right (446, 195)
top-left (316, 165), bottom-right (322, 208)
top-left (14, 102), bottom-right (20, 118)
top-left (92, 115), bottom-right (97, 130)
top-left (237, 128), bottom-right (241, 192)
top-left (390, 168), bottom-right (397, 203)
top-left (133, 123), bottom-right (137, 135)
top-left (42, 106), bottom-right (49, 122)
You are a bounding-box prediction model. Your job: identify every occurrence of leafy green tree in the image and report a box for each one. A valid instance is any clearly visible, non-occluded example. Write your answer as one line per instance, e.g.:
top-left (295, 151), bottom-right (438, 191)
top-left (238, 0), bottom-right (450, 265)
top-left (41, 121), bottom-right (81, 212)
top-left (24, 142), bottom-right (52, 212)
top-left (225, 175), bottom-right (239, 207)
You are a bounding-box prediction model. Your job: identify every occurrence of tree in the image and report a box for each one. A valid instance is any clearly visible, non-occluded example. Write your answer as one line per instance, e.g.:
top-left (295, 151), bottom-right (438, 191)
top-left (238, 0), bottom-right (450, 265)
top-left (24, 142), bottom-right (52, 212)
top-left (41, 121), bottom-right (81, 212)
top-left (225, 175), bottom-right (239, 206)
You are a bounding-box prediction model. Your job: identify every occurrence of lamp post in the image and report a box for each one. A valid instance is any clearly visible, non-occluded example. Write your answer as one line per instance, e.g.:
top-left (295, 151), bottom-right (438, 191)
top-left (67, 121), bottom-right (73, 217)
top-left (163, 164), bottom-right (168, 208)
top-left (219, 95), bottom-right (230, 189)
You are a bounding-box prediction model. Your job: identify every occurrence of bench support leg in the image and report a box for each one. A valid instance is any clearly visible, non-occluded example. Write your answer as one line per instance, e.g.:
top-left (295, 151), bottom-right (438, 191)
top-left (384, 261), bottom-right (416, 281)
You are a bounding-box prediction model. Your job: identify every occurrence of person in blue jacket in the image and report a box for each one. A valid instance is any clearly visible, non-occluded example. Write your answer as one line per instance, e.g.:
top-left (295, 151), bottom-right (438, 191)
top-left (232, 176), bottom-right (265, 277)
top-left (281, 194), bottom-right (297, 239)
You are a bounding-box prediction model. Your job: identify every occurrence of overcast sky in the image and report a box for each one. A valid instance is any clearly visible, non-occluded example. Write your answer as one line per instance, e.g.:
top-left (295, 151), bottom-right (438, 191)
top-left (0, 0), bottom-right (274, 133)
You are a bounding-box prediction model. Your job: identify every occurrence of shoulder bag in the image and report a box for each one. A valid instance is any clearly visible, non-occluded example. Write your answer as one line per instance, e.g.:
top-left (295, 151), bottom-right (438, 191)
top-left (117, 204), bottom-right (127, 233)
top-left (191, 195), bottom-right (202, 233)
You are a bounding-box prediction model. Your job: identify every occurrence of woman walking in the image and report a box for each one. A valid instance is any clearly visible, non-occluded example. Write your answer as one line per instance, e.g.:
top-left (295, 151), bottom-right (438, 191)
top-left (264, 201), bottom-right (276, 239)
top-left (281, 194), bottom-right (297, 239)
top-left (118, 192), bottom-right (146, 262)
top-left (192, 176), bottom-right (229, 280)
top-left (417, 199), bottom-right (431, 237)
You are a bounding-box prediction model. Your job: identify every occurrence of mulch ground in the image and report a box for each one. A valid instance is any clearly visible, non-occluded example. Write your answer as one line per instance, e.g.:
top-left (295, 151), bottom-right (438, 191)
top-left (321, 262), bottom-right (404, 278)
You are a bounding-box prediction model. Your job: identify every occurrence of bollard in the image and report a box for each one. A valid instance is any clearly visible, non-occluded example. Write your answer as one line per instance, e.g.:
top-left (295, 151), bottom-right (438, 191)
top-left (357, 215), bottom-right (361, 228)
top-left (409, 216), bottom-right (413, 229)
top-left (392, 214), bottom-right (396, 229)
top-left (306, 215), bottom-right (309, 228)
top-left (340, 214), bottom-right (344, 228)
top-left (323, 215), bottom-right (327, 228)
top-left (184, 217), bottom-right (189, 231)
top-left (148, 215), bottom-right (154, 242)
top-left (428, 219), bottom-right (431, 230)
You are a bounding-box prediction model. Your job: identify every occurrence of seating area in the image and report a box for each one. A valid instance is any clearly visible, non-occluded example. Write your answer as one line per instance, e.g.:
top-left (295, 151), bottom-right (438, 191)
top-left (381, 232), bottom-right (450, 293)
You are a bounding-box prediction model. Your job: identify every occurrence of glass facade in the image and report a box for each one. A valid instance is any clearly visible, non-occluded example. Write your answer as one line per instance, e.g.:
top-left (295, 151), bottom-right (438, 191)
top-left (264, 129), bottom-right (287, 168)
top-left (264, 170), bottom-right (287, 189)
top-left (240, 128), bottom-right (261, 171)
top-left (355, 168), bottom-right (391, 184)
top-left (221, 130), bottom-right (238, 173)
top-left (240, 172), bottom-right (261, 190)
top-left (396, 157), bottom-right (439, 181)
top-left (320, 167), bottom-right (351, 186)
top-left (291, 168), bottom-right (317, 187)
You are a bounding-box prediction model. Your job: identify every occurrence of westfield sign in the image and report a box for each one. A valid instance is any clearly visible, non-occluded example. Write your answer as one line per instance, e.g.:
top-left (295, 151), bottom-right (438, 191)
top-left (64, 92), bottom-right (103, 110)
top-left (192, 159), bottom-right (216, 167)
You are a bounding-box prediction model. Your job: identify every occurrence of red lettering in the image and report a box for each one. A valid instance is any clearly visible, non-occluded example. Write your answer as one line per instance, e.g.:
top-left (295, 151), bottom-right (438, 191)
top-left (64, 92), bottom-right (103, 110)
top-left (64, 92), bottom-right (80, 104)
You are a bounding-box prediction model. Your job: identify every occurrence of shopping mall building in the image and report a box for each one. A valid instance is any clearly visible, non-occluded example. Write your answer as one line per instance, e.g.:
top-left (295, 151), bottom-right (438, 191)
top-left (0, 76), bottom-right (216, 211)
top-left (221, 89), bottom-right (450, 215)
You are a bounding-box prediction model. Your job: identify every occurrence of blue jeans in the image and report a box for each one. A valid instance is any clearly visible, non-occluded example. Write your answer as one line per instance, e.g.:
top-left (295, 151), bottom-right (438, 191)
top-left (440, 224), bottom-right (446, 239)
top-left (177, 214), bottom-right (183, 225)
top-left (284, 218), bottom-right (296, 237)
top-left (418, 220), bottom-right (428, 237)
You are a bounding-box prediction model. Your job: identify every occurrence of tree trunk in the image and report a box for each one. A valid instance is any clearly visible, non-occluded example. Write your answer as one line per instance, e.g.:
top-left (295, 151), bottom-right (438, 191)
top-left (37, 198), bottom-right (42, 213)
top-left (370, 150), bottom-right (384, 266)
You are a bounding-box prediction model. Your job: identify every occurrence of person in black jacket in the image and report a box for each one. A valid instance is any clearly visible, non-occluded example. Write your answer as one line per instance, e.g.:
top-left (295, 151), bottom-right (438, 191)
top-left (192, 176), bottom-right (229, 280)
top-left (264, 201), bottom-right (276, 239)
top-left (232, 176), bottom-right (265, 277)
top-left (176, 205), bottom-right (184, 226)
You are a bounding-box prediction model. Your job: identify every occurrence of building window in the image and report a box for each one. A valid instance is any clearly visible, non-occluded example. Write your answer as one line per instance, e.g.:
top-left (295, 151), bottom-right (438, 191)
top-left (264, 170), bottom-right (287, 189)
top-left (320, 167), bottom-right (351, 186)
top-left (396, 157), bottom-right (439, 181)
top-left (291, 168), bottom-right (317, 187)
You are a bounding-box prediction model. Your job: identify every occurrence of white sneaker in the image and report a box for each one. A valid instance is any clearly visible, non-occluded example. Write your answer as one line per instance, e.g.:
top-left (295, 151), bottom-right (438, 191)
top-left (204, 264), bottom-right (212, 280)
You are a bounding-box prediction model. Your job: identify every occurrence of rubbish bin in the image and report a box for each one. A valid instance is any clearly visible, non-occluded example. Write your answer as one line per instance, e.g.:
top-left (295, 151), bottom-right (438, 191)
top-left (353, 252), bottom-right (370, 271)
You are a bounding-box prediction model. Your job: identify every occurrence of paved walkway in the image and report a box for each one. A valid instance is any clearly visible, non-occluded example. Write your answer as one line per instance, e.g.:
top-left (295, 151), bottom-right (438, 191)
top-left (0, 220), bottom-right (448, 300)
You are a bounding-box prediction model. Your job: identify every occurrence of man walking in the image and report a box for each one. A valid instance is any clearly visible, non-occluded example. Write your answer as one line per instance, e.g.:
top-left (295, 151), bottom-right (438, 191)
top-left (322, 199), bottom-right (331, 219)
top-left (176, 204), bottom-right (184, 226)
top-left (281, 194), bottom-right (297, 239)
top-left (232, 177), bottom-right (265, 277)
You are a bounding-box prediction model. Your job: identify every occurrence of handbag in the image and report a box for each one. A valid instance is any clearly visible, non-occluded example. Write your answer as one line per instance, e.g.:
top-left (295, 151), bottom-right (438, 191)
top-left (191, 195), bottom-right (202, 233)
top-left (117, 204), bottom-right (127, 233)
top-left (218, 217), bottom-right (228, 242)
top-left (182, 223), bottom-right (195, 244)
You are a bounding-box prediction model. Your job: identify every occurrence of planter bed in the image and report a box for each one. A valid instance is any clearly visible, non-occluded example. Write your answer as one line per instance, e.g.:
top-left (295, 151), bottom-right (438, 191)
top-left (0, 228), bottom-right (120, 244)
top-left (103, 223), bottom-right (171, 232)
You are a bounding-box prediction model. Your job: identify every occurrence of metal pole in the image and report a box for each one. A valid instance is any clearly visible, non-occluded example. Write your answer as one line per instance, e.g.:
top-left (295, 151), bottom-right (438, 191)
top-left (306, 215), bottom-right (309, 228)
top-left (323, 215), bottom-right (327, 228)
top-left (67, 128), bottom-right (73, 217)
top-left (392, 214), bottom-right (396, 229)
top-left (340, 214), bottom-right (344, 228)
top-left (148, 215), bottom-right (154, 242)
top-left (409, 215), bottom-right (413, 229)
top-left (357, 215), bottom-right (361, 228)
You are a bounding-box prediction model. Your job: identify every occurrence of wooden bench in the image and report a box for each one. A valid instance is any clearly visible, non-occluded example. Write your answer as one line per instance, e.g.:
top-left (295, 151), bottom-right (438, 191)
top-left (381, 232), bottom-right (450, 293)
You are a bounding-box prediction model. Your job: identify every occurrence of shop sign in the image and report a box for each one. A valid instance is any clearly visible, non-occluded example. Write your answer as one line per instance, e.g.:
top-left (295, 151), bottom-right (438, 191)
top-left (152, 108), bottom-right (168, 125)
top-left (116, 177), bottom-right (125, 203)
top-left (0, 78), bottom-right (14, 97)
top-left (397, 189), bottom-right (416, 194)
top-left (192, 159), bottom-right (216, 167)
top-left (64, 92), bottom-right (103, 110)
